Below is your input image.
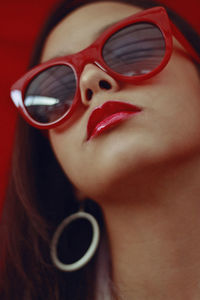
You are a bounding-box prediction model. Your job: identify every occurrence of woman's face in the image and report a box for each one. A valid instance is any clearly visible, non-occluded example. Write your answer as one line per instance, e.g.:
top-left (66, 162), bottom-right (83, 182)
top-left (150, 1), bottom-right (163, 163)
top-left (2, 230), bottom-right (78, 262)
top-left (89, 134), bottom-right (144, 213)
top-left (41, 1), bottom-right (200, 201)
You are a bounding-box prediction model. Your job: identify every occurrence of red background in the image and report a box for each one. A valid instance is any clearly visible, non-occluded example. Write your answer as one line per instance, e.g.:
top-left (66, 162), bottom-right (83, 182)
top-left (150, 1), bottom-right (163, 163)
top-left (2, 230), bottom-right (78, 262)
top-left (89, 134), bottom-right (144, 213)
top-left (0, 0), bottom-right (200, 214)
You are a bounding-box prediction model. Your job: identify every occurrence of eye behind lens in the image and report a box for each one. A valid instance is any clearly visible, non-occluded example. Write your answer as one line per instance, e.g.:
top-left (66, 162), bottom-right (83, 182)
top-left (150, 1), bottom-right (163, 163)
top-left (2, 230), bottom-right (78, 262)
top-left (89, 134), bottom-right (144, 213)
top-left (24, 65), bottom-right (76, 124)
top-left (102, 22), bottom-right (166, 77)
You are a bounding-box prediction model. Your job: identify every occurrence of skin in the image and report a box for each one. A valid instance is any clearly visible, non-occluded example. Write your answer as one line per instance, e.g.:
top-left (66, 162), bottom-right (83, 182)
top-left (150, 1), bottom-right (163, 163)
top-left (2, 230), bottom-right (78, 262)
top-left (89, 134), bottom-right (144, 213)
top-left (41, 2), bottom-right (200, 299)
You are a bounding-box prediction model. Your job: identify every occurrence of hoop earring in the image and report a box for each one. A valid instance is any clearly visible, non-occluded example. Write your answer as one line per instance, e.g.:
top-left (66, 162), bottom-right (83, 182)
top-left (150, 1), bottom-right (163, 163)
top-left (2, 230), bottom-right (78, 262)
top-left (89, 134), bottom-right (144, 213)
top-left (50, 211), bottom-right (100, 272)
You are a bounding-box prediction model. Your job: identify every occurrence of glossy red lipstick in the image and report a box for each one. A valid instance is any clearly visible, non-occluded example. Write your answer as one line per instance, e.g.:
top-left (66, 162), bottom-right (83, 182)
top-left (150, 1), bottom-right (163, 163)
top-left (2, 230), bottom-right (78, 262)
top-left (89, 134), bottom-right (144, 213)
top-left (87, 101), bottom-right (142, 140)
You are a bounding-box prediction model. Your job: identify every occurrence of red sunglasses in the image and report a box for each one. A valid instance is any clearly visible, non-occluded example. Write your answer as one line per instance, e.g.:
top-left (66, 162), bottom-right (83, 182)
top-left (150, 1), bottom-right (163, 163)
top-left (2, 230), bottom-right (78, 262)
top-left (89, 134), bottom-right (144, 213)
top-left (10, 6), bottom-right (200, 130)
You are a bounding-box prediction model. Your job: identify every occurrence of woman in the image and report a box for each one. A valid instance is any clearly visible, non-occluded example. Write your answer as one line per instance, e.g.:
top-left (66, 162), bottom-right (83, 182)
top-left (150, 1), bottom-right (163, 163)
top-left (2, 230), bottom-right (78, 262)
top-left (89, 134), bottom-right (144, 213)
top-left (1, 0), bottom-right (200, 299)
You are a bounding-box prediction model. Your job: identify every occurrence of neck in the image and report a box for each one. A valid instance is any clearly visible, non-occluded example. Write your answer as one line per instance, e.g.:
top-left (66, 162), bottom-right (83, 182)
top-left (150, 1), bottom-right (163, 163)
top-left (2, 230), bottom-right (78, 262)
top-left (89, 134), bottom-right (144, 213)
top-left (99, 155), bottom-right (200, 300)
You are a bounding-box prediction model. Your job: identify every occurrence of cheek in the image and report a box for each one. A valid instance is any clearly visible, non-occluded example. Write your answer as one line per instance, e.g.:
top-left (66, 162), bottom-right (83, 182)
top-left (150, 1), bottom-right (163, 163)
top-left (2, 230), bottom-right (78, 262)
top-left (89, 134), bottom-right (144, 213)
top-left (49, 129), bottom-right (102, 198)
top-left (144, 62), bottom-right (200, 154)
top-left (49, 131), bottom-right (83, 181)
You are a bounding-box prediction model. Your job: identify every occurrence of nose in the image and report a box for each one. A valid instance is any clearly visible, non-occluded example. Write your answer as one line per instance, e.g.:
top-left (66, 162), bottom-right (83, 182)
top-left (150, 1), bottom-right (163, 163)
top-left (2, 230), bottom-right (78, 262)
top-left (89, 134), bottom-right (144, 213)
top-left (79, 63), bottom-right (119, 105)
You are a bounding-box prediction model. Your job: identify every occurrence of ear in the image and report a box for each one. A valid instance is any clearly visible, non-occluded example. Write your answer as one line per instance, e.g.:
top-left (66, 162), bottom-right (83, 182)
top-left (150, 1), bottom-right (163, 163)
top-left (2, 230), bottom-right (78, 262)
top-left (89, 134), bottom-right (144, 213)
top-left (74, 188), bottom-right (87, 201)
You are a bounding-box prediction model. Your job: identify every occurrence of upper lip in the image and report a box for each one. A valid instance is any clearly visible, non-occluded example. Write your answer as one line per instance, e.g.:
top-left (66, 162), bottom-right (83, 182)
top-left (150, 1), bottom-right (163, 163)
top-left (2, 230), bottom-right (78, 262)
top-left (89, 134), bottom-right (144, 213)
top-left (87, 100), bottom-right (142, 140)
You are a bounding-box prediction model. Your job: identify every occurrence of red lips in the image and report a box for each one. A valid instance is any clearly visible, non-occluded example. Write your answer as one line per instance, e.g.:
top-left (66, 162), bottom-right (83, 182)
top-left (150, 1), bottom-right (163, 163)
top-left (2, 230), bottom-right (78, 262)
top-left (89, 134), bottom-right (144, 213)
top-left (87, 101), bottom-right (142, 140)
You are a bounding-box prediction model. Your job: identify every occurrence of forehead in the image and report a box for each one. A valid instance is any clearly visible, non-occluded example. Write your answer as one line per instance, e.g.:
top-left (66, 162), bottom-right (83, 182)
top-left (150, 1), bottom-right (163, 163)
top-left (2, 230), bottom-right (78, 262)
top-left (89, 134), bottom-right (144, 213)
top-left (41, 1), bottom-right (142, 62)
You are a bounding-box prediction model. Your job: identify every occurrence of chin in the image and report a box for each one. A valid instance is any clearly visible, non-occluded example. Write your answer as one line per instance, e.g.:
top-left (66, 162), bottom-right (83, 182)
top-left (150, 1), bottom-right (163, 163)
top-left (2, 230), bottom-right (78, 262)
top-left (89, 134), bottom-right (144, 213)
top-left (75, 147), bottom-right (155, 201)
top-left (63, 128), bottom-right (200, 202)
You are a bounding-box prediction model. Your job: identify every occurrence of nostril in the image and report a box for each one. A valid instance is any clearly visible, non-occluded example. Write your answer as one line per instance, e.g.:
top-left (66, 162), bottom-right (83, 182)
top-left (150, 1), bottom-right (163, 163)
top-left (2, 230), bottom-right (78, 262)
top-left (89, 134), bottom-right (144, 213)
top-left (99, 80), bottom-right (111, 90)
top-left (86, 88), bottom-right (93, 101)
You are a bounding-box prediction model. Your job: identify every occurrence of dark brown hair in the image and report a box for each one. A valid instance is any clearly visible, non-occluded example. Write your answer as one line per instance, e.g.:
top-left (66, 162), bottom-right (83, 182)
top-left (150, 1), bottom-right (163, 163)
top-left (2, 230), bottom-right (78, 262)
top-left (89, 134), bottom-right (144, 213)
top-left (1, 1), bottom-right (200, 299)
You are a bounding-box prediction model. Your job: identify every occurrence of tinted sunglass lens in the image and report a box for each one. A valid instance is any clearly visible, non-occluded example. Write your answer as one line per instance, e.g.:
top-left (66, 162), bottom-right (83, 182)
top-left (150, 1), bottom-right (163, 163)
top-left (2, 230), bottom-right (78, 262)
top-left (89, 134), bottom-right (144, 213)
top-left (24, 65), bottom-right (76, 124)
top-left (102, 22), bottom-right (166, 76)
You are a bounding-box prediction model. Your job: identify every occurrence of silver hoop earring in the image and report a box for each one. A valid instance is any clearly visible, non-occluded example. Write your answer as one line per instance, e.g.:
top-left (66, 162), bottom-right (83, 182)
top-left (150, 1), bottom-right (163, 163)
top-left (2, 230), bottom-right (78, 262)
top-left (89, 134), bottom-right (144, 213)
top-left (50, 211), bottom-right (100, 272)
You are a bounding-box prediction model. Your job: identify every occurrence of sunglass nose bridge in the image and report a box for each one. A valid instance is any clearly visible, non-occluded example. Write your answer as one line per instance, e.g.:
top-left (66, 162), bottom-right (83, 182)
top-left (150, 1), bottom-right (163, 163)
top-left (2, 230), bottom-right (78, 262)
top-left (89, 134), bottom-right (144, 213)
top-left (72, 43), bottom-right (101, 68)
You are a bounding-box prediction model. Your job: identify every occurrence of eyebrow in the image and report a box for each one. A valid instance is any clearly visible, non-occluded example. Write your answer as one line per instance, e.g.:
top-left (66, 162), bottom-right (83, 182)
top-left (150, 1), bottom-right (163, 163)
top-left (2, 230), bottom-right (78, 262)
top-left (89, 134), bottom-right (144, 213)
top-left (96, 20), bottom-right (119, 36)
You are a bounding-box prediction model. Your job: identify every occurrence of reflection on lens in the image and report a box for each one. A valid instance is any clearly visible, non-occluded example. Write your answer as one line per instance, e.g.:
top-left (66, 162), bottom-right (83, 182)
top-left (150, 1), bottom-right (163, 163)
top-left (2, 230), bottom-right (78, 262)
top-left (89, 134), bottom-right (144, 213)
top-left (102, 22), bottom-right (166, 76)
top-left (24, 65), bottom-right (76, 124)
top-left (25, 96), bottom-right (59, 106)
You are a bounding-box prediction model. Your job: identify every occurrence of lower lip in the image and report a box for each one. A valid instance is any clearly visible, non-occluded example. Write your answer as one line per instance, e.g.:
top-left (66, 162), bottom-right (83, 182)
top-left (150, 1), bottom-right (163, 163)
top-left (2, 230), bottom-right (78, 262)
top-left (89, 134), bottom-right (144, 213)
top-left (88, 111), bottom-right (141, 140)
